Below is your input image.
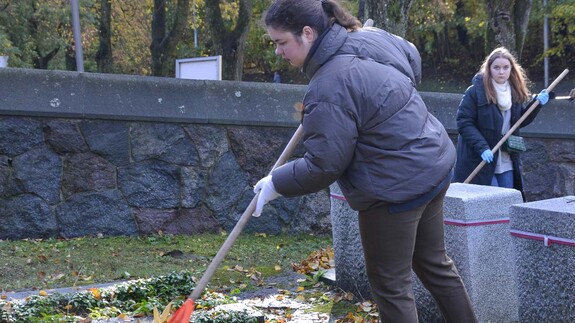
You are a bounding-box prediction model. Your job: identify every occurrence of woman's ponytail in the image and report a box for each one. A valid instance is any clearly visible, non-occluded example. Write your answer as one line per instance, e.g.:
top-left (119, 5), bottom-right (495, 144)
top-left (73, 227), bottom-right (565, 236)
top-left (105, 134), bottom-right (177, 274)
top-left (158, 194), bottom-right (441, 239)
top-left (321, 0), bottom-right (361, 31)
top-left (265, 0), bottom-right (360, 36)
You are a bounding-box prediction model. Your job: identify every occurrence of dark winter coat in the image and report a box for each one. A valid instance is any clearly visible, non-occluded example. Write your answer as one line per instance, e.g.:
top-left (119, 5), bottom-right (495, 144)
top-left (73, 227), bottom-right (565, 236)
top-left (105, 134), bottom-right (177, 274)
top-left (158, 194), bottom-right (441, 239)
top-left (271, 23), bottom-right (455, 211)
top-left (452, 74), bottom-right (541, 194)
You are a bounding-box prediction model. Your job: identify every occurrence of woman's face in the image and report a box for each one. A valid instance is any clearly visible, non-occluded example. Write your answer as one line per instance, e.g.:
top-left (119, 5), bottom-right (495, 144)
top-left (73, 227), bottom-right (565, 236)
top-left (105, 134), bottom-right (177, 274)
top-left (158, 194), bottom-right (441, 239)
top-left (267, 26), bottom-right (315, 68)
top-left (490, 57), bottom-right (512, 84)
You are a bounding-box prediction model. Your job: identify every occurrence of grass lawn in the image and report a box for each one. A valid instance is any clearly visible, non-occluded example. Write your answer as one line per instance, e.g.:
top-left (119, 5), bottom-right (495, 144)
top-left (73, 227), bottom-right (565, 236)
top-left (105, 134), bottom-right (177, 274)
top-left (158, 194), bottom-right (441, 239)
top-left (0, 233), bottom-right (332, 293)
top-left (0, 233), bottom-right (384, 322)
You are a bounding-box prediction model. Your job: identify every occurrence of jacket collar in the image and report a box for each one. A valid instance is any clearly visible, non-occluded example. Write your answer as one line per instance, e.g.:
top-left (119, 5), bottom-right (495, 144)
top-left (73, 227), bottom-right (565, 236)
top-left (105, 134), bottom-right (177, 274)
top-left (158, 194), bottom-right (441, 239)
top-left (472, 73), bottom-right (489, 106)
top-left (302, 23), bottom-right (348, 79)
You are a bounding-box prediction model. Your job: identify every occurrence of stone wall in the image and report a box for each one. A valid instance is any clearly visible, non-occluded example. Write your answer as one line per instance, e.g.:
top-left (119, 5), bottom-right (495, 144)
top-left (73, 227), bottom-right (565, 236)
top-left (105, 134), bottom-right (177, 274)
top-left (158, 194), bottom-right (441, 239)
top-left (1, 68), bottom-right (574, 240)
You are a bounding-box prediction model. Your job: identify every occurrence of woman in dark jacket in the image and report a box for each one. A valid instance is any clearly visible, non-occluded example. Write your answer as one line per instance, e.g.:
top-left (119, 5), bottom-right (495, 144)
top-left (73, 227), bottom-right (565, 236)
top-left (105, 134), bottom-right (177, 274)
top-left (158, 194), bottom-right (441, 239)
top-left (253, 0), bottom-right (477, 321)
top-left (453, 47), bottom-right (549, 198)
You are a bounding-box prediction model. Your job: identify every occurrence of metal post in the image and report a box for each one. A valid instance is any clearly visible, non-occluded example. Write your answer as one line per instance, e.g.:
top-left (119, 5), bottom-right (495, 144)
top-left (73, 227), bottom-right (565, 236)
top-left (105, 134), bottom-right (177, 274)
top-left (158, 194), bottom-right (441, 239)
top-left (193, 0), bottom-right (198, 48)
top-left (543, 0), bottom-right (549, 87)
top-left (71, 0), bottom-right (84, 72)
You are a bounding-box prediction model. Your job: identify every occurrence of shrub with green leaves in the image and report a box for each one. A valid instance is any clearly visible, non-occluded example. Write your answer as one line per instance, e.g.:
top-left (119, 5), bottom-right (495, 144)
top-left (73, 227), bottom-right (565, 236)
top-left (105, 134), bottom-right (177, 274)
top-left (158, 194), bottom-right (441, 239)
top-left (0, 270), bottom-right (255, 323)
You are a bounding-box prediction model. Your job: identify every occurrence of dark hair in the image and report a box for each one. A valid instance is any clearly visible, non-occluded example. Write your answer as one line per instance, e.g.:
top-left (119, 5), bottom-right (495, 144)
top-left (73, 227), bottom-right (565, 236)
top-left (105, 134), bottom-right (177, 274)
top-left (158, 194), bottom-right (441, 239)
top-left (264, 0), bottom-right (361, 37)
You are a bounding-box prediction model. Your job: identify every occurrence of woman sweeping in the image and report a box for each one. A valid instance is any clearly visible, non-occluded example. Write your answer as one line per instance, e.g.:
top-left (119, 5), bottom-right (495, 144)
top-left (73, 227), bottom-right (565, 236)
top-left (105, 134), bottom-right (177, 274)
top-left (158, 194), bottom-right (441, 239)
top-left (253, 0), bottom-right (478, 321)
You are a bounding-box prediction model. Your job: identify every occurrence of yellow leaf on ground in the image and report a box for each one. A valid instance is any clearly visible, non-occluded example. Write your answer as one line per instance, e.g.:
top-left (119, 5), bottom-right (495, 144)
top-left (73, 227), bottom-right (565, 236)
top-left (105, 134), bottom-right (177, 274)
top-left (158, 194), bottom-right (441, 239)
top-left (89, 288), bottom-right (101, 299)
top-left (117, 313), bottom-right (131, 321)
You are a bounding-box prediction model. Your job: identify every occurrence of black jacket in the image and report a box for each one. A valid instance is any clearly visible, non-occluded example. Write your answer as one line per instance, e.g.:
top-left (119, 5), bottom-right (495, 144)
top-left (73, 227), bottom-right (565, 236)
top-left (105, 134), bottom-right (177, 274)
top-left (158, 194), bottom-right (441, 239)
top-left (452, 74), bottom-right (541, 194)
top-left (271, 24), bottom-right (455, 211)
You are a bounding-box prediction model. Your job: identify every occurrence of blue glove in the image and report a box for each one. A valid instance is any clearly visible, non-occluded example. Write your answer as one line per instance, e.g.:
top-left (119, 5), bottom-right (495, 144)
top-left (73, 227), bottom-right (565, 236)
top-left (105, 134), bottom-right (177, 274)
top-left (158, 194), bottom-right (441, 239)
top-left (481, 149), bottom-right (494, 163)
top-left (536, 90), bottom-right (549, 105)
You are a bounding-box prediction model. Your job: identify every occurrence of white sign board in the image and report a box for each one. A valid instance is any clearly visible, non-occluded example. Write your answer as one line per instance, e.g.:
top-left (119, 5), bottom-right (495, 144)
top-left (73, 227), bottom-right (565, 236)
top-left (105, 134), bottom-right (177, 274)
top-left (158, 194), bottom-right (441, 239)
top-left (175, 56), bottom-right (222, 80)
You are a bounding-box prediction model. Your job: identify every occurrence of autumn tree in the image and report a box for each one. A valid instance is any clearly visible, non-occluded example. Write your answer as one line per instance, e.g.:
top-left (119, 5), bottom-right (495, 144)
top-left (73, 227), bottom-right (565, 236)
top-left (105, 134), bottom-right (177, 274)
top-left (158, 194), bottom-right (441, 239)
top-left (205, 0), bottom-right (252, 80)
top-left (0, 0), bottom-right (71, 69)
top-left (545, 1), bottom-right (575, 69)
top-left (364, 0), bottom-right (414, 36)
top-left (150, 0), bottom-right (190, 76)
top-left (485, 0), bottom-right (533, 58)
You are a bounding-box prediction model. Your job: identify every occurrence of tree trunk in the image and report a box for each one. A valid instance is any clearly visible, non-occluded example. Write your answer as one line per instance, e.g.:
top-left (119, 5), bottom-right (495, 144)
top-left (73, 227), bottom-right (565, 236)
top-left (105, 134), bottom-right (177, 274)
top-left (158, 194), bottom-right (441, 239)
top-left (357, 0), bottom-right (365, 22)
top-left (96, 0), bottom-right (113, 73)
top-left (205, 0), bottom-right (252, 81)
top-left (485, 0), bottom-right (516, 55)
top-left (33, 46), bottom-right (59, 69)
top-left (66, 45), bottom-right (76, 71)
top-left (150, 0), bottom-right (190, 77)
top-left (365, 0), bottom-right (413, 37)
top-left (26, 2), bottom-right (59, 69)
top-left (513, 0), bottom-right (533, 60)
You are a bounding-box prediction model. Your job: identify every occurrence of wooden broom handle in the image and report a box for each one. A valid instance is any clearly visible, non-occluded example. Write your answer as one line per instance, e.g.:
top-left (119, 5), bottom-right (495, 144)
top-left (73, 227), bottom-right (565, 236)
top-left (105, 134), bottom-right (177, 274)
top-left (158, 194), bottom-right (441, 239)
top-left (188, 124), bottom-right (304, 300)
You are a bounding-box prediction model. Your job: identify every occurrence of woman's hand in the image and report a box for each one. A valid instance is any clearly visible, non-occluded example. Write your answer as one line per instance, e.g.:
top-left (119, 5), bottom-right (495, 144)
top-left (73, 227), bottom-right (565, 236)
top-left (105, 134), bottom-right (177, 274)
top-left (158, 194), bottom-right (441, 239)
top-left (253, 175), bottom-right (281, 217)
top-left (536, 90), bottom-right (549, 105)
top-left (481, 150), bottom-right (494, 163)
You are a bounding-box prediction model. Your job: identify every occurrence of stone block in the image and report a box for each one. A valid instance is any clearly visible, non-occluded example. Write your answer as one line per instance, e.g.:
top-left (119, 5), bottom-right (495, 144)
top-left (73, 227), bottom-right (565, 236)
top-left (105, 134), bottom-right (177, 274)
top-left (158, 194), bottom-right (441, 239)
top-left (510, 196), bottom-right (575, 322)
top-left (329, 183), bottom-right (371, 299)
top-left (329, 182), bottom-right (523, 323)
top-left (437, 183), bottom-right (523, 323)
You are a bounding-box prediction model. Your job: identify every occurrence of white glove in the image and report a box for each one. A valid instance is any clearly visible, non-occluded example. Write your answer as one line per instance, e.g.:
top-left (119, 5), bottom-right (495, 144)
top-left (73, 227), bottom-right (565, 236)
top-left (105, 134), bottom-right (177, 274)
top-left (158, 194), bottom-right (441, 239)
top-left (253, 175), bottom-right (281, 217)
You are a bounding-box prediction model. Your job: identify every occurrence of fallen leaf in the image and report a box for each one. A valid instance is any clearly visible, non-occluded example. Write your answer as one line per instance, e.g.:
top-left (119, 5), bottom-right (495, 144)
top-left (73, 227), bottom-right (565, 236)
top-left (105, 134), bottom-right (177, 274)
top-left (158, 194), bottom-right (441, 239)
top-left (117, 313), bottom-right (131, 321)
top-left (295, 295), bottom-right (306, 302)
top-left (89, 288), bottom-right (101, 300)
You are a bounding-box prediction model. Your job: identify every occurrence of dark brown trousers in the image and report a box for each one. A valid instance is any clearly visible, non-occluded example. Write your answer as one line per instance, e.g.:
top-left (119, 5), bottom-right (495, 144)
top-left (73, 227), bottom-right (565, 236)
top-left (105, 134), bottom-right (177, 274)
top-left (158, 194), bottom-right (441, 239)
top-left (358, 184), bottom-right (478, 323)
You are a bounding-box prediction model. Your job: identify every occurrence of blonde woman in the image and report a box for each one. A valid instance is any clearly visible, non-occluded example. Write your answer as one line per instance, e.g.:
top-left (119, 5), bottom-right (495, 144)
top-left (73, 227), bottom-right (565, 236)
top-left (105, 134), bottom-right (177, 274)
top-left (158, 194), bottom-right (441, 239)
top-left (453, 47), bottom-right (549, 197)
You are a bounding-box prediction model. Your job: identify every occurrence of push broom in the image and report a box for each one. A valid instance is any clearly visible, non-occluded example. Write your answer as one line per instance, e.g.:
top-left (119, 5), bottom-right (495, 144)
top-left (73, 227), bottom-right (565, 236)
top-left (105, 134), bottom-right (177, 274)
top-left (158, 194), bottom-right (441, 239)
top-left (464, 68), bottom-right (569, 183)
top-left (168, 124), bottom-right (304, 323)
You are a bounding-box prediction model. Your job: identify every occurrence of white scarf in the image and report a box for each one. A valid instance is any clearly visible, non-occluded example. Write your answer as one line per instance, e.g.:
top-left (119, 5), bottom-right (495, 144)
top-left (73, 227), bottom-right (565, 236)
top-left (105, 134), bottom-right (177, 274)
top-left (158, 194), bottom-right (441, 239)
top-left (492, 79), bottom-right (512, 111)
